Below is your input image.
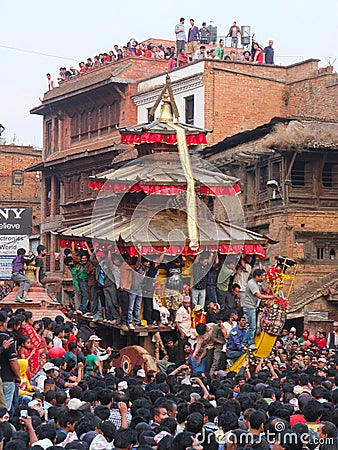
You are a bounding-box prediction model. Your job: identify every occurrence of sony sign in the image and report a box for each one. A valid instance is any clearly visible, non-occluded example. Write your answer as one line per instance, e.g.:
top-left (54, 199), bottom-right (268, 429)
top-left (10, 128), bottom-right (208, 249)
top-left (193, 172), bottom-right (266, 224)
top-left (0, 207), bottom-right (32, 280)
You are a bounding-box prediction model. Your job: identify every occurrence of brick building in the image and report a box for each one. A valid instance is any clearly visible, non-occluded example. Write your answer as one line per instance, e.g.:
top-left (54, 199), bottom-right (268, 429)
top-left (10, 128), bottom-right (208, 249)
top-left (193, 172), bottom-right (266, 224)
top-left (30, 50), bottom-right (337, 308)
top-left (203, 118), bottom-right (338, 332)
top-left (29, 57), bottom-right (168, 280)
top-left (0, 144), bottom-right (42, 278)
top-left (134, 59), bottom-right (337, 145)
top-left (0, 144), bottom-right (41, 233)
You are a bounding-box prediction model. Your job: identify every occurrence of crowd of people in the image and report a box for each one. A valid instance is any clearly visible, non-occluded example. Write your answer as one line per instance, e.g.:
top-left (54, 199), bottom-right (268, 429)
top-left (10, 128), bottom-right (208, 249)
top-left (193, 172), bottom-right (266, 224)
top-left (46, 19), bottom-right (274, 90)
top-left (3, 243), bottom-right (338, 449)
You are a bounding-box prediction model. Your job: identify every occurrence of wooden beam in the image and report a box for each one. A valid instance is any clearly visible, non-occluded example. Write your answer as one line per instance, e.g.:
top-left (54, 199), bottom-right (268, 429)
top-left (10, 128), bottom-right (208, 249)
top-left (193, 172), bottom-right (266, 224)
top-left (112, 84), bottom-right (126, 100)
top-left (284, 151), bottom-right (298, 184)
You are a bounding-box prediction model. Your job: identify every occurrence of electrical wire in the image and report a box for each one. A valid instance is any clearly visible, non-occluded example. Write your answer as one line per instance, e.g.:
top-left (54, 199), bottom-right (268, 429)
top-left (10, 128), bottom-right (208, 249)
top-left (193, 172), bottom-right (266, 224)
top-left (0, 43), bottom-right (77, 61)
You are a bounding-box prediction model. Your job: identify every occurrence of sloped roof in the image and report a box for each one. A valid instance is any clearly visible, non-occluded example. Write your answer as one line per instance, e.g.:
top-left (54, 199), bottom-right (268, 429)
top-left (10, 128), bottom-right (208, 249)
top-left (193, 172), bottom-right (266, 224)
top-left (58, 214), bottom-right (266, 247)
top-left (203, 117), bottom-right (338, 157)
top-left (288, 267), bottom-right (338, 316)
top-left (120, 119), bottom-right (209, 136)
top-left (90, 160), bottom-right (239, 187)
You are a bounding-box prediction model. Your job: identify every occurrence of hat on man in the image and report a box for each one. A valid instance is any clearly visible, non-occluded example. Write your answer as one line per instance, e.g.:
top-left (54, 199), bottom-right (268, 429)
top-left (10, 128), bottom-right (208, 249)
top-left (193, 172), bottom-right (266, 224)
top-left (117, 381), bottom-right (128, 391)
top-left (88, 335), bottom-right (101, 341)
top-left (193, 305), bottom-right (203, 312)
top-left (318, 357), bottom-right (327, 363)
top-left (43, 362), bottom-right (59, 372)
top-left (137, 369), bottom-right (146, 378)
top-left (68, 398), bottom-right (86, 410)
top-left (96, 252), bottom-right (105, 258)
top-left (333, 322), bottom-right (338, 327)
top-left (293, 385), bottom-right (304, 395)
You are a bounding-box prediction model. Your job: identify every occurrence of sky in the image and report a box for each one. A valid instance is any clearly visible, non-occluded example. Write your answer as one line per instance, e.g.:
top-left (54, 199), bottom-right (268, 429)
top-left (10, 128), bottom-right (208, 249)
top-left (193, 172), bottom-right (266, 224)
top-left (0, 0), bottom-right (337, 149)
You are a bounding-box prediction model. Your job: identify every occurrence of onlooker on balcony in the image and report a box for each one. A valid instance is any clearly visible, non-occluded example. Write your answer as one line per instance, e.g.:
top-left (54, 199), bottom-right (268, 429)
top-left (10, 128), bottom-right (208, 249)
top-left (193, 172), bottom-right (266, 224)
top-left (187, 19), bottom-right (200, 60)
top-left (175, 17), bottom-right (186, 56)
top-left (177, 48), bottom-right (189, 67)
top-left (253, 42), bottom-right (265, 64)
top-left (199, 22), bottom-right (210, 44)
top-left (226, 21), bottom-right (241, 48)
top-left (215, 39), bottom-right (225, 60)
top-left (264, 40), bottom-right (275, 64)
top-left (241, 50), bottom-right (252, 62)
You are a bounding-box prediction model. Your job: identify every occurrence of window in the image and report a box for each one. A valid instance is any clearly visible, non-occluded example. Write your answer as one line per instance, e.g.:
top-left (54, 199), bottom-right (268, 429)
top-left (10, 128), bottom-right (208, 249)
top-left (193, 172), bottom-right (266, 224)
top-left (329, 248), bottom-right (336, 260)
top-left (55, 177), bottom-right (61, 215)
top-left (46, 120), bottom-right (52, 155)
top-left (100, 104), bottom-right (109, 134)
top-left (54, 118), bottom-right (59, 151)
top-left (259, 165), bottom-right (268, 191)
top-left (185, 95), bottom-right (194, 125)
top-left (322, 163), bottom-right (333, 188)
top-left (245, 169), bottom-right (255, 205)
top-left (271, 161), bottom-right (282, 184)
top-left (316, 247), bottom-right (324, 260)
top-left (291, 161), bottom-right (305, 187)
top-left (45, 178), bottom-right (51, 217)
top-left (70, 114), bottom-right (79, 143)
top-left (12, 170), bottom-right (24, 185)
top-left (80, 111), bottom-right (89, 138)
top-left (90, 108), bottom-right (99, 137)
top-left (70, 101), bottom-right (120, 142)
top-left (147, 107), bottom-right (153, 123)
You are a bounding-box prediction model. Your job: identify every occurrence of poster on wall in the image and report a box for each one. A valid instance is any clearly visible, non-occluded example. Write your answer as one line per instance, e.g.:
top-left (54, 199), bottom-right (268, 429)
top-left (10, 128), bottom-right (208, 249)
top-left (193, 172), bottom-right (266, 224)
top-left (0, 208), bottom-right (32, 280)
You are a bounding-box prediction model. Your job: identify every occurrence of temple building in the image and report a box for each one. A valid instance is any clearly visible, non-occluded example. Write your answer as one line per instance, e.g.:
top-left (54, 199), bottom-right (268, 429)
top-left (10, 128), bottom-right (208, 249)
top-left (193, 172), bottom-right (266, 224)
top-left (29, 46), bottom-right (337, 318)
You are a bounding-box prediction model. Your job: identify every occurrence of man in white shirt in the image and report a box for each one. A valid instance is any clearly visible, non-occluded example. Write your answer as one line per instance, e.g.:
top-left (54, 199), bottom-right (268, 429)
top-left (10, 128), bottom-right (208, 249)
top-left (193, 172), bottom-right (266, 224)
top-left (175, 17), bottom-right (186, 55)
top-left (175, 296), bottom-right (193, 364)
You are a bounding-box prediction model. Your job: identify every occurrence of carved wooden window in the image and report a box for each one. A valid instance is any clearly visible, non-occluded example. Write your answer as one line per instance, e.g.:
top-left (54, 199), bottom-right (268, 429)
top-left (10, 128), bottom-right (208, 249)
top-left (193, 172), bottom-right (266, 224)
top-left (54, 118), bottom-right (59, 151)
top-left (291, 161), bottom-right (305, 187)
top-left (316, 247), bottom-right (324, 260)
top-left (100, 104), bottom-right (109, 134)
top-left (259, 165), bottom-right (268, 191)
top-left (271, 161), bottom-right (282, 184)
top-left (110, 101), bottom-right (119, 126)
top-left (67, 177), bottom-right (74, 199)
top-left (80, 111), bottom-right (89, 138)
top-left (245, 169), bottom-right (255, 205)
top-left (322, 163), bottom-right (333, 188)
top-left (46, 120), bottom-right (52, 156)
top-left (90, 108), bottom-right (99, 137)
top-left (70, 114), bottom-right (79, 143)
top-left (55, 177), bottom-right (61, 215)
top-left (45, 178), bottom-right (51, 217)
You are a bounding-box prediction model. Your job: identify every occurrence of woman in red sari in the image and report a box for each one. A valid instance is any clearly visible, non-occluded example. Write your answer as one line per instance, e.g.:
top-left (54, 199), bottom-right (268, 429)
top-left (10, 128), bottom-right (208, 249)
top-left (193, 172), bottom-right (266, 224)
top-left (21, 312), bottom-right (41, 376)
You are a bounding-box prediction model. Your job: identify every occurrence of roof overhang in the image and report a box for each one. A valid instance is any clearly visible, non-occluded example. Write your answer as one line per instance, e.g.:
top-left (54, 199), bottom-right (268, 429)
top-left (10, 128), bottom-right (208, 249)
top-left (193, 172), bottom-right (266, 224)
top-left (31, 77), bottom-right (132, 115)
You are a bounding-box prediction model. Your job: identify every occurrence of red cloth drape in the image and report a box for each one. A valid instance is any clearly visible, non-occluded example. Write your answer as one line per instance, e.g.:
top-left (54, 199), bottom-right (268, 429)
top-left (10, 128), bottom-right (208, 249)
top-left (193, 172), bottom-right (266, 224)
top-left (120, 132), bottom-right (207, 146)
top-left (88, 180), bottom-right (241, 196)
top-left (59, 240), bottom-right (265, 258)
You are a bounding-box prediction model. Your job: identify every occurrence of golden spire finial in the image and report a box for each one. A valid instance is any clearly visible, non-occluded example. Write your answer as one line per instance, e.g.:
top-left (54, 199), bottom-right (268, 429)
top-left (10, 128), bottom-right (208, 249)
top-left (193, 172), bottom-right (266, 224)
top-left (150, 75), bottom-right (180, 122)
top-left (158, 89), bottom-right (172, 122)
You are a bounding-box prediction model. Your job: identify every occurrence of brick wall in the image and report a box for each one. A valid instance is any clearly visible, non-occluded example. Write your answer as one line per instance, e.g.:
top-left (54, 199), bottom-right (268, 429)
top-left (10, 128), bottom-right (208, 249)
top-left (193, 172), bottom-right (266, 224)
top-left (0, 145), bottom-right (41, 233)
top-left (286, 73), bottom-right (338, 121)
top-left (203, 59), bottom-right (337, 145)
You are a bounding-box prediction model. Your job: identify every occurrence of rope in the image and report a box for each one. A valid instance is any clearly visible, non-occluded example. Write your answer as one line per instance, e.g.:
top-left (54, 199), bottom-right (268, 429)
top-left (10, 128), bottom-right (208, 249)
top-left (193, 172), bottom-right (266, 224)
top-left (170, 123), bottom-right (199, 248)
